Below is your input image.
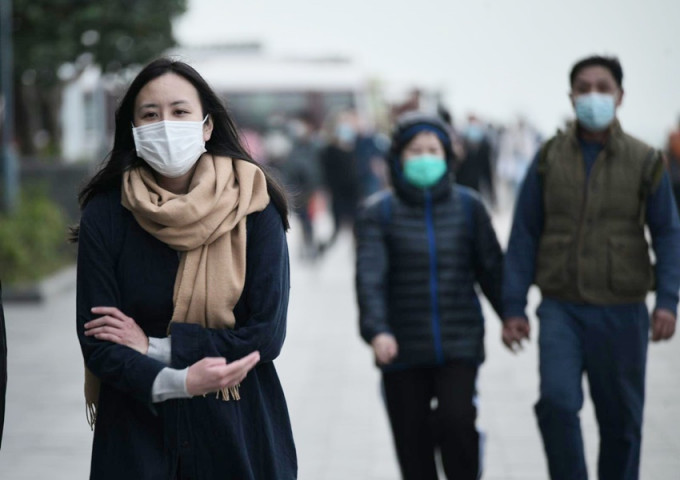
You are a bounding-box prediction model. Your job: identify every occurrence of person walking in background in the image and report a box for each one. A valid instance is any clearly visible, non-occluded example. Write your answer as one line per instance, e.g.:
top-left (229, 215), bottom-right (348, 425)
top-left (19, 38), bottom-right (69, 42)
top-left (354, 113), bottom-right (390, 201)
top-left (281, 111), bottom-right (323, 261)
top-left (456, 115), bottom-right (496, 208)
top-left (356, 112), bottom-right (503, 479)
top-left (495, 117), bottom-right (542, 206)
top-left (319, 110), bottom-right (360, 251)
top-left (502, 55), bottom-right (680, 480)
top-left (73, 58), bottom-right (296, 479)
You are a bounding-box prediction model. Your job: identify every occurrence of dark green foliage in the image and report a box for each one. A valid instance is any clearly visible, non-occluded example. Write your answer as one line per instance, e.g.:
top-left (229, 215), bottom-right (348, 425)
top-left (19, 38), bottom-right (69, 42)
top-left (0, 186), bottom-right (74, 285)
top-left (10, 0), bottom-right (188, 155)
top-left (13, 0), bottom-right (188, 86)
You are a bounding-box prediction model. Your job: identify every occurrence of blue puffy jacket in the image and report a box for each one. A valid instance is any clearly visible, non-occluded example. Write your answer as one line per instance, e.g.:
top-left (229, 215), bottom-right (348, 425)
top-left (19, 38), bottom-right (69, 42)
top-left (356, 157), bottom-right (504, 368)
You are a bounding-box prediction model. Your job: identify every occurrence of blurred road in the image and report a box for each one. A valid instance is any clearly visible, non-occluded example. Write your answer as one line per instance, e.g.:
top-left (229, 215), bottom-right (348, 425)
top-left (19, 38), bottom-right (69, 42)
top-left (0, 205), bottom-right (679, 479)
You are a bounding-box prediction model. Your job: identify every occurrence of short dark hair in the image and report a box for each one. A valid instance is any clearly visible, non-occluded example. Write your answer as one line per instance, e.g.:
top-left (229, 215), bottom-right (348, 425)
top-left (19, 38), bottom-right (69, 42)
top-left (570, 55), bottom-right (623, 88)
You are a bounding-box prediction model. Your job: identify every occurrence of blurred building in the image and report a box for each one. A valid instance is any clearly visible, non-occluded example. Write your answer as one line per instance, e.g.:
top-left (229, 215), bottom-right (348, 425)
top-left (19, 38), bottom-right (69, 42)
top-left (174, 43), bottom-right (377, 132)
top-left (60, 65), bottom-right (122, 163)
top-left (58, 42), bottom-right (445, 163)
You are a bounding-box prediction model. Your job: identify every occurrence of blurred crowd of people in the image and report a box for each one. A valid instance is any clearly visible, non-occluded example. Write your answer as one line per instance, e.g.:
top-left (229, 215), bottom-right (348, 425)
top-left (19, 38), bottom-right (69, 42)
top-left (352, 56), bottom-right (680, 480)
top-left (239, 104), bottom-right (545, 262)
top-left (57, 54), bottom-right (679, 480)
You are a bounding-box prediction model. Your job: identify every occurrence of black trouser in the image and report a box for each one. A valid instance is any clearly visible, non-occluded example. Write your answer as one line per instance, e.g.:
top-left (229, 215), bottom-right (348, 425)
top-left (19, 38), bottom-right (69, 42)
top-left (382, 362), bottom-right (479, 480)
top-left (326, 194), bottom-right (357, 247)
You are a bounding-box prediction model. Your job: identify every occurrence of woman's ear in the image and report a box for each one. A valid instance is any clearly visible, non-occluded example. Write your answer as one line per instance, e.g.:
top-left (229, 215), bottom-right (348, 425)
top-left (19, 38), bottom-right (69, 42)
top-left (203, 115), bottom-right (214, 142)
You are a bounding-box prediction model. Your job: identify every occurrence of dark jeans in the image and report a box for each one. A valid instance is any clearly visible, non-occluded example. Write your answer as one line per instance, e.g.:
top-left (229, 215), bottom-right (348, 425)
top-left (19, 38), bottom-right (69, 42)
top-left (535, 298), bottom-right (649, 480)
top-left (295, 204), bottom-right (314, 248)
top-left (382, 362), bottom-right (480, 480)
top-left (326, 195), bottom-right (357, 248)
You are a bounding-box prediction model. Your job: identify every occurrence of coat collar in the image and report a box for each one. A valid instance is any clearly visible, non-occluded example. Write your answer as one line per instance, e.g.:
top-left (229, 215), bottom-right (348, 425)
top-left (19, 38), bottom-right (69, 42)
top-left (565, 119), bottom-right (626, 157)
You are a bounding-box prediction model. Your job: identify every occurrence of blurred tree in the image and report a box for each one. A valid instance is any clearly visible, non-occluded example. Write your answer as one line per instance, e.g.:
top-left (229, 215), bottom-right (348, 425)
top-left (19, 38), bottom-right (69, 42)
top-left (12, 0), bottom-right (187, 157)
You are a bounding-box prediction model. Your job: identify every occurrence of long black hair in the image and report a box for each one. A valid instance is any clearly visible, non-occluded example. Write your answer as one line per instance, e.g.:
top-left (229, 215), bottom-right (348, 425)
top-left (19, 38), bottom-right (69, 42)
top-left (71, 57), bottom-right (289, 240)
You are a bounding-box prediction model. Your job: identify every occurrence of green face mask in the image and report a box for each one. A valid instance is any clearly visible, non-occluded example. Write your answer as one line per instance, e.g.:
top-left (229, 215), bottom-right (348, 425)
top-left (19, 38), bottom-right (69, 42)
top-left (402, 154), bottom-right (447, 188)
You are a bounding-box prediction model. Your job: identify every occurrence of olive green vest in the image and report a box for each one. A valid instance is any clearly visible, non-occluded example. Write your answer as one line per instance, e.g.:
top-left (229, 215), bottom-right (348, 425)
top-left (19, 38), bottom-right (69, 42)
top-left (535, 120), bottom-right (664, 304)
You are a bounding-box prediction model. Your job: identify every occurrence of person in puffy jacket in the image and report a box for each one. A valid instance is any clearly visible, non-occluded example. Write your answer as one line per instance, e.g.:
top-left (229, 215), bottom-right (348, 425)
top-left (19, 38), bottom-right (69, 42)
top-left (355, 111), bottom-right (503, 480)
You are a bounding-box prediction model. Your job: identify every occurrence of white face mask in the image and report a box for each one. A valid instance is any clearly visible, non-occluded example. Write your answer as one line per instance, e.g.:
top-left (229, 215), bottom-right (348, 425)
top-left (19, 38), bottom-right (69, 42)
top-left (132, 116), bottom-right (208, 178)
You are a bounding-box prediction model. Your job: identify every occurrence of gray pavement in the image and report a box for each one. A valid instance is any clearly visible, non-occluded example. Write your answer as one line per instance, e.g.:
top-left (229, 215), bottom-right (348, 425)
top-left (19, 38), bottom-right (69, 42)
top-left (1, 206), bottom-right (679, 479)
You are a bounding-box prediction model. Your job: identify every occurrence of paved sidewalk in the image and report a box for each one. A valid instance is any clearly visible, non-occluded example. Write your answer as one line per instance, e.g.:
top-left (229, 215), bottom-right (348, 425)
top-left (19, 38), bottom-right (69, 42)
top-left (1, 208), bottom-right (679, 479)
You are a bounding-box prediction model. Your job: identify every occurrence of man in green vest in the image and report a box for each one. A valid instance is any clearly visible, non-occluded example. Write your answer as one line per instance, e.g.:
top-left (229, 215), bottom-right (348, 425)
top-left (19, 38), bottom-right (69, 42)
top-left (502, 55), bottom-right (680, 480)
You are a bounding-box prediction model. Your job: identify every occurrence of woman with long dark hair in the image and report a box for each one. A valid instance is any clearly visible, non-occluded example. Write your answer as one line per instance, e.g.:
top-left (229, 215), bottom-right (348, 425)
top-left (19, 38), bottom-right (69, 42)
top-left (74, 58), bottom-right (296, 479)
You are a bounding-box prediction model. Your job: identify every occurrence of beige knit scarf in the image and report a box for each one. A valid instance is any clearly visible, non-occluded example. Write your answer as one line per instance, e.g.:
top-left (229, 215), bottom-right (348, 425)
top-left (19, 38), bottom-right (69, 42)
top-left (84, 154), bottom-right (270, 428)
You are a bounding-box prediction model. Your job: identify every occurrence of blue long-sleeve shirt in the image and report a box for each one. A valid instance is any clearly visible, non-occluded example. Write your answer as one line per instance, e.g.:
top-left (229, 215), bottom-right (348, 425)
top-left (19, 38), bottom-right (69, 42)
top-left (503, 139), bottom-right (680, 318)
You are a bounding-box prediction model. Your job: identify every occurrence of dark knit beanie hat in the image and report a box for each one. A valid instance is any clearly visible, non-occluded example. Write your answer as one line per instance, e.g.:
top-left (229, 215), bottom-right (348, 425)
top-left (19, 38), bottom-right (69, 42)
top-left (390, 111), bottom-right (454, 161)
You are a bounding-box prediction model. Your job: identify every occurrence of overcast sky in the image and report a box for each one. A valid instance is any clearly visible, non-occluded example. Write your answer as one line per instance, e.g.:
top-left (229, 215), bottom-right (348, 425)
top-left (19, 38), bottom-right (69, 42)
top-left (173, 0), bottom-right (680, 146)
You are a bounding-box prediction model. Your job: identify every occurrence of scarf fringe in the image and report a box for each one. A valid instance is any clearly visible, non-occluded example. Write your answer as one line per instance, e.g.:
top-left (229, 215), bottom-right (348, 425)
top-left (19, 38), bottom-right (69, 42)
top-left (205, 384), bottom-right (241, 401)
top-left (86, 402), bottom-right (97, 431)
top-left (218, 384), bottom-right (241, 401)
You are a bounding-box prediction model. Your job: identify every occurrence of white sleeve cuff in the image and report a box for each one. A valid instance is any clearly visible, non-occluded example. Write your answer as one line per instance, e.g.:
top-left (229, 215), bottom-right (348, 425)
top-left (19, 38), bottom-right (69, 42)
top-left (151, 367), bottom-right (191, 403)
top-left (147, 337), bottom-right (172, 365)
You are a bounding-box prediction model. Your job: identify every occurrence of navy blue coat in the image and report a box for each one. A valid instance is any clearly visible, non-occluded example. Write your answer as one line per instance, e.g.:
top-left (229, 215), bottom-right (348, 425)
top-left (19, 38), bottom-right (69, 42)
top-left (76, 189), bottom-right (296, 479)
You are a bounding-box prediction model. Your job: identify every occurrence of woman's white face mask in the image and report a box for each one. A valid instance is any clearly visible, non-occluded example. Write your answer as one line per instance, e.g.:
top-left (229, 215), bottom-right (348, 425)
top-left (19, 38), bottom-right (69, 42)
top-left (132, 116), bottom-right (208, 178)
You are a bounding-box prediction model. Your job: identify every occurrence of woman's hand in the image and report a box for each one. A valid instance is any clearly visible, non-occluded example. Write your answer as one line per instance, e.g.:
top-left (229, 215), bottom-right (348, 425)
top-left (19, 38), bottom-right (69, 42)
top-left (371, 333), bottom-right (398, 365)
top-left (186, 351), bottom-right (261, 397)
top-left (502, 317), bottom-right (531, 353)
top-left (84, 306), bottom-right (149, 354)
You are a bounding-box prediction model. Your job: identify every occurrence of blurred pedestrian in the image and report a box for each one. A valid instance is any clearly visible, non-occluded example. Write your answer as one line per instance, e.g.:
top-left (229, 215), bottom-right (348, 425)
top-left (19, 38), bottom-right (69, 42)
top-left (261, 113), bottom-right (293, 183)
top-left (356, 112), bottom-right (503, 479)
top-left (319, 111), bottom-right (360, 251)
top-left (240, 125), bottom-right (266, 165)
top-left (0, 281), bottom-right (6, 451)
top-left (281, 111), bottom-right (323, 260)
top-left (496, 117), bottom-right (541, 204)
top-left (456, 115), bottom-right (496, 207)
top-left (72, 58), bottom-right (297, 479)
top-left (503, 55), bottom-right (680, 480)
top-left (354, 113), bottom-right (390, 200)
